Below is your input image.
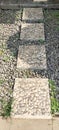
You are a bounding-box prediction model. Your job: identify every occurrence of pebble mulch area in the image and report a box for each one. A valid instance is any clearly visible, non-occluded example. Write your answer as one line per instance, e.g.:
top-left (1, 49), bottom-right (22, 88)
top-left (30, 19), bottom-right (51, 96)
top-left (0, 9), bottom-right (22, 115)
top-left (44, 9), bottom-right (59, 99)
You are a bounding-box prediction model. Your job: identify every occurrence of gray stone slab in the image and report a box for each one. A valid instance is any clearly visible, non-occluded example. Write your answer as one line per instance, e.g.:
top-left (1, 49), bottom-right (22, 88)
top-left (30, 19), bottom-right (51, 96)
top-left (12, 78), bottom-right (51, 117)
top-left (17, 45), bottom-right (47, 70)
top-left (20, 23), bottom-right (45, 41)
top-left (22, 8), bottom-right (43, 21)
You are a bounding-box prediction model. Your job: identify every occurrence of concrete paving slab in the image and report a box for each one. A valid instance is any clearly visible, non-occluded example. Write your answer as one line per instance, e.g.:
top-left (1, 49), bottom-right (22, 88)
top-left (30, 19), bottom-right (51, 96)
top-left (53, 117), bottom-right (59, 130)
top-left (20, 23), bottom-right (45, 41)
top-left (0, 117), bottom-right (52, 130)
top-left (12, 78), bottom-right (51, 118)
top-left (22, 8), bottom-right (43, 21)
top-left (17, 45), bottom-right (47, 70)
top-left (10, 118), bottom-right (52, 130)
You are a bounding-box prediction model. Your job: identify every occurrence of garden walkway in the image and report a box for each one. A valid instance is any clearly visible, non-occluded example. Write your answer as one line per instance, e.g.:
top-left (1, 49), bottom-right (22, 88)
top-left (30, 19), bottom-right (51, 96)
top-left (0, 0), bottom-right (59, 129)
top-left (11, 7), bottom-right (51, 118)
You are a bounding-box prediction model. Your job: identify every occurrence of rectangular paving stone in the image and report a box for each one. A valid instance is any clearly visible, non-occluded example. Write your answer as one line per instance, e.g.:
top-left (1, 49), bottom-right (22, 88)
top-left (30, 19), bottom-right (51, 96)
top-left (20, 23), bottom-right (45, 41)
top-left (22, 8), bottom-right (43, 21)
top-left (17, 45), bottom-right (47, 70)
top-left (12, 78), bottom-right (51, 118)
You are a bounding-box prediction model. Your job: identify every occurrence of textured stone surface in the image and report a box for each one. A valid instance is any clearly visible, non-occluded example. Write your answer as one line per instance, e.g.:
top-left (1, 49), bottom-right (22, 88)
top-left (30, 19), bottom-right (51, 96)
top-left (17, 45), bottom-right (47, 70)
top-left (22, 8), bottom-right (43, 21)
top-left (20, 23), bottom-right (45, 41)
top-left (12, 78), bottom-right (51, 117)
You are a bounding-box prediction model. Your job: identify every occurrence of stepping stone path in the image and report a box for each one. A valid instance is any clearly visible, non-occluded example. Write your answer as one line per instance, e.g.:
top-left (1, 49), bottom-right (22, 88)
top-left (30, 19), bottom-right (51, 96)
top-left (12, 7), bottom-right (51, 119)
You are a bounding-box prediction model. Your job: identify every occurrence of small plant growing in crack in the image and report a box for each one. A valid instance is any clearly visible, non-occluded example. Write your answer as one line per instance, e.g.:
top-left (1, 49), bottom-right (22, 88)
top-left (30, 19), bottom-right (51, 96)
top-left (39, 39), bottom-right (45, 44)
top-left (0, 98), bottom-right (12, 118)
top-left (49, 80), bottom-right (59, 114)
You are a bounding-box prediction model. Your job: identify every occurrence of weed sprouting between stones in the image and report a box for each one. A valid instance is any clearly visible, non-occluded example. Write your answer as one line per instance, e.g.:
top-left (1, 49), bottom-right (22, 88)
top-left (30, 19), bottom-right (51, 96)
top-left (49, 80), bottom-right (59, 114)
top-left (0, 98), bottom-right (12, 118)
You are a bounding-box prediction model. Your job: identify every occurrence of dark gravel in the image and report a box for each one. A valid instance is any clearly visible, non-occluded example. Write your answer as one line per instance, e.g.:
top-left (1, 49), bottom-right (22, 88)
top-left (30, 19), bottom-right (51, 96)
top-left (44, 9), bottom-right (59, 87)
top-left (43, 9), bottom-right (59, 102)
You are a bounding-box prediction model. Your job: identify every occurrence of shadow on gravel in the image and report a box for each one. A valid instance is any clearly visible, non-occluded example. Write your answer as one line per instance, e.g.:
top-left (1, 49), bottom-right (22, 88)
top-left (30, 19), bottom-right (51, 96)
top-left (6, 8), bottom-right (59, 88)
top-left (7, 31), bottom-right (48, 78)
top-left (48, 0), bottom-right (59, 4)
top-left (7, 32), bottom-right (20, 58)
top-left (7, 19), bottom-right (59, 88)
top-left (0, 9), bottom-right (21, 24)
top-left (1, 0), bottom-right (33, 4)
top-left (0, 0), bottom-right (47, 4)
top-left (45, 42), bottom-right (59, 87)
top-left (44, 9), bottom-right (59, 88)
top-left (1, 0), bottom-right (59, 6)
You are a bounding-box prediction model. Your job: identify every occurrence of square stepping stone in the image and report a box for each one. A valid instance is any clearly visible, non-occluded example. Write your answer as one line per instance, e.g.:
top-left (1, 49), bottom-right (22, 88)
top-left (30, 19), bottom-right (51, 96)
top-left (20, 23), bottom-right (45, 41)
top-left (12, 78), bottom-right (51, 117)
top-left (17, 45), bottom-right (47, 70)
top-left (22, 8), bottom-right (43, 21)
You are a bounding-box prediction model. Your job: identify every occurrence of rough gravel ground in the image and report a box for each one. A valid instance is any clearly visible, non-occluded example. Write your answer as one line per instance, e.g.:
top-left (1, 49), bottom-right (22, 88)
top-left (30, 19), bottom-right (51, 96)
top-left (0, 9), bottom-right (59, 116)
top-left (0, 9), bottom-right (22, 115)
top-left (44, 9), bottom-right (59, 88)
